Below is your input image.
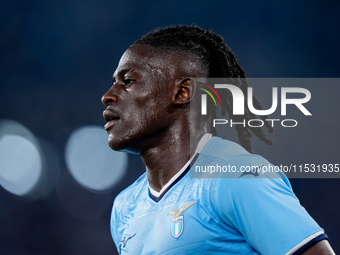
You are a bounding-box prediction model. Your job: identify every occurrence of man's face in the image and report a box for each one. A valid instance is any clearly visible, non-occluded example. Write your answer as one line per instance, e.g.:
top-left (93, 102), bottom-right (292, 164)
top-left (102, 44), bottom-right (180, 153)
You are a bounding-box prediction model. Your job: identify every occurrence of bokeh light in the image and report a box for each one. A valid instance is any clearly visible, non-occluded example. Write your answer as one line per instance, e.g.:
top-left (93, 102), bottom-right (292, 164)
top-left (0, 120), bottom-right (42, 196)
top-left (65, 126), bottom-right (127, 192)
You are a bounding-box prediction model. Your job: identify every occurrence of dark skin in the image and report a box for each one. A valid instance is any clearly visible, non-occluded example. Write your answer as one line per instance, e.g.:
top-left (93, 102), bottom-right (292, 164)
top-left (102, 44), bottom-right (205, 191)
top-left (101, 44), bottom-right (335, 255)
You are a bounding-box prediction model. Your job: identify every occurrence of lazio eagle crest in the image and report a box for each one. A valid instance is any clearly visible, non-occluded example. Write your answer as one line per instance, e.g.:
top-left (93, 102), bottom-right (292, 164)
top-left (169, 201), bottom-right (198, 238)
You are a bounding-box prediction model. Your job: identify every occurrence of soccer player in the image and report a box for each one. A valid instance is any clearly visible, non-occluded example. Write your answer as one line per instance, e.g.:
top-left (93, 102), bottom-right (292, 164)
top-left (101, 25), bottom-right (334, 254)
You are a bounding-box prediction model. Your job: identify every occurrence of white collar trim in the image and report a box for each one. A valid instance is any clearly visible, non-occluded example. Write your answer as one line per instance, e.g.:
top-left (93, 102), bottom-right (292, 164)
top-left (148, 133), bottom-right (212, 198)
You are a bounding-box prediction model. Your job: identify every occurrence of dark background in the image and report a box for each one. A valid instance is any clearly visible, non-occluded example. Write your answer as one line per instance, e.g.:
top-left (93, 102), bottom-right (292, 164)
top-left (1, 0), bottom-right (339, 254)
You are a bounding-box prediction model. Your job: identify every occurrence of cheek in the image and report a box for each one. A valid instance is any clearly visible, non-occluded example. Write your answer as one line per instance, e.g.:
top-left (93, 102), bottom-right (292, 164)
top-left (135, 103), bottom-right (157, 125)
top-left (129, 92), bottom-right (162, 118)
top-left (125, 82), bottom-right (172, 125)
top-left (125, 100), bottom-right (164, 132)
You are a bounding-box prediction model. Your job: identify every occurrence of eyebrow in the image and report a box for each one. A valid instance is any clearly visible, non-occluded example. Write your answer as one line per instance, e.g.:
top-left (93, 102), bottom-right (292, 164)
top-left (112, 68), bottom-right (130, 81)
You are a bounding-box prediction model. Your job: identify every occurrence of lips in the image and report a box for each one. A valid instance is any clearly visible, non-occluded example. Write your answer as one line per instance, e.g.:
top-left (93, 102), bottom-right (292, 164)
top-left (103, 109), bottom-right (120, 130)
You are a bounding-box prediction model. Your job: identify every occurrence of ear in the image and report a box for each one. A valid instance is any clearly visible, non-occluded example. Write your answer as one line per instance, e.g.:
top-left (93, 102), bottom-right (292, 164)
top-left (173, 78), bottom-right (196, 105)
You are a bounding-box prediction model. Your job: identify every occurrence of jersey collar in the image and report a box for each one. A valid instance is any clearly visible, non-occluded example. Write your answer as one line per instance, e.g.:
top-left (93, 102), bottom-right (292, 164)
top-left (148, 133), bottom-right (212, 202)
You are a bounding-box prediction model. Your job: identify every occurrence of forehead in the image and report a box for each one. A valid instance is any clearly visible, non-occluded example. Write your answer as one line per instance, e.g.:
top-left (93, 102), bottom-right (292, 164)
top-left (114, 44), bottom-right (179, 78)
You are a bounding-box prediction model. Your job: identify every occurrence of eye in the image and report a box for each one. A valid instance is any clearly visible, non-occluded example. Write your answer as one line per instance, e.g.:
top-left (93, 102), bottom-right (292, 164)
top-left (123, 78), bottom-right (135, 86)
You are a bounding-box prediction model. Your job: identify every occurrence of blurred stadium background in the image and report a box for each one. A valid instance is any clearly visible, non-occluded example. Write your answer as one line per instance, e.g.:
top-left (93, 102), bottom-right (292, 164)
top-left (1, 1), bottom-right (339, 254)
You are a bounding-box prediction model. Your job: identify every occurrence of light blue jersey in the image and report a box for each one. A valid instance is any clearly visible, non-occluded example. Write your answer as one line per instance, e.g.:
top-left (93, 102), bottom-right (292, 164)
top-left (110, 134), bottom-right (326, 254)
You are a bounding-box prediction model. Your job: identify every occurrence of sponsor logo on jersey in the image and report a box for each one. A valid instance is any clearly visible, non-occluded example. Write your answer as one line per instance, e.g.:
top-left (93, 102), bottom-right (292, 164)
top-left (169, 201), bottom-right (198, 239)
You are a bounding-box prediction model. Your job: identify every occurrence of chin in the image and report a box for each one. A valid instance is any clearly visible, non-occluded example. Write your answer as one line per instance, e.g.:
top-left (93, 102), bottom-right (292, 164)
top-left (107, 133), bottom-right (141, 155)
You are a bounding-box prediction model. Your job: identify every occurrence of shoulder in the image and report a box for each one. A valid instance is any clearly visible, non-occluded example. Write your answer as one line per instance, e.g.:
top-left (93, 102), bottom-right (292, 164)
top-left (201, 136), bottom-right (247, 158)
top-left (197, 136), bottom-right (294, 203)
top-left (113, 172), bottom-right (148, 211)
top-left (193, 136), bottom-right (283, 179)
top-left (110, 172), bottom-right (148, 244)
top-left (200, 136), bottom-right (270, 166)
top-left (198, 138), bottom-right (324, 254)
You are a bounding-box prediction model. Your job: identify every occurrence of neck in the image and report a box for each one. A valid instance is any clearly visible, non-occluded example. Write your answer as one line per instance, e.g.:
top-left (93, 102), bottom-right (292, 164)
top-left (141, 127), bottom-right (205, 192)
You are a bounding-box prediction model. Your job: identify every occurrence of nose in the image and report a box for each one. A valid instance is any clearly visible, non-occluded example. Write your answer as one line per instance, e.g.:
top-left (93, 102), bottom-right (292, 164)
top-left (101, 87), bottom-right (118, 106)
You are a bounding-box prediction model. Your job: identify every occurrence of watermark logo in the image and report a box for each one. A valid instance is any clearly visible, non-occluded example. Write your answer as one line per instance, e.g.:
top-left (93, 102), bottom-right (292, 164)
top-left (198, 79), bottom-right (312, 128)
top-left (190, 78), bottom-right (340, 179)
top-left (198, 82), bottom-right (222, 115)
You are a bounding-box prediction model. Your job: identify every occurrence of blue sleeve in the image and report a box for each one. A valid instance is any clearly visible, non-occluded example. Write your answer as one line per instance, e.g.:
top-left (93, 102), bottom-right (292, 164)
top-left (110, 195), bottom-right (127, 252)
top-left (110, 202), bottom-right (119, 248)
top-left (216, 165), bottom-right (324, 254)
